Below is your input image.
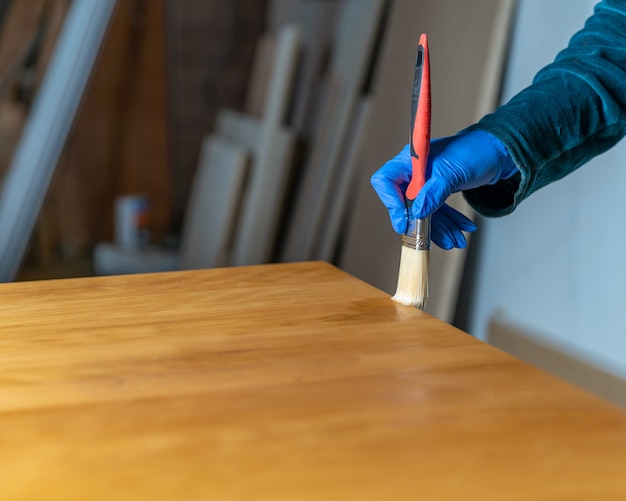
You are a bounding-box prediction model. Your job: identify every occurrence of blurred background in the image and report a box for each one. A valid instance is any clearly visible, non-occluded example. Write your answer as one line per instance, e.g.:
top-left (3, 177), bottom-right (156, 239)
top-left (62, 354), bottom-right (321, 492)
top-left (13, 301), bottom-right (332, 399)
top-left (1, 0), bottom-right (625, 405)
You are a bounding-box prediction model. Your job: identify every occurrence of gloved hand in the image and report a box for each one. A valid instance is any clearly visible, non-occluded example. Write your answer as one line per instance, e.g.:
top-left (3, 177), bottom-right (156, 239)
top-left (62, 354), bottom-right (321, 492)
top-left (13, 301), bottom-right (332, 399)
top-left (370, 130), bottom-right (517, 249)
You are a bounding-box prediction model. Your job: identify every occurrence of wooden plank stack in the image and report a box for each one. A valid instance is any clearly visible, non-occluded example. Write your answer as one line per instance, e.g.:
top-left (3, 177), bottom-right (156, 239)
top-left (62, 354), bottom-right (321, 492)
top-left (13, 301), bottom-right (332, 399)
top-left (180, 23), bottom-right (299, 269)
top-left (185, 0), bottom-right (383, 269)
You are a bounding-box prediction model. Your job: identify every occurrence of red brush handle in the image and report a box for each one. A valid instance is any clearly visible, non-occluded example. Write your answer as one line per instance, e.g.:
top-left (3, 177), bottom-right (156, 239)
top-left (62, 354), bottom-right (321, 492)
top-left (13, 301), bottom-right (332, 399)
top-left (405, 33), bottom-right (431, 201)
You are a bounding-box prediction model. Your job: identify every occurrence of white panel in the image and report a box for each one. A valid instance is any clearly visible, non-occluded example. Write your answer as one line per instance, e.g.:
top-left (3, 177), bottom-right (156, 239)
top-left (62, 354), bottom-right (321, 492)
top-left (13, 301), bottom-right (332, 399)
top-left (281, 0), bottom-right (385, 262)
top-left (215, 109), bottom-right (295, 265)
top-left (179, 136), bottom-right (249, 270)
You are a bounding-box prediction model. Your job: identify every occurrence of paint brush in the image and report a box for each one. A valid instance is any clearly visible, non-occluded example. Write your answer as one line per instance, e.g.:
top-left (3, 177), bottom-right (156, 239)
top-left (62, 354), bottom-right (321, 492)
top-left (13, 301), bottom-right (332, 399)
top-left (392, 33), bottom-right (431, 309)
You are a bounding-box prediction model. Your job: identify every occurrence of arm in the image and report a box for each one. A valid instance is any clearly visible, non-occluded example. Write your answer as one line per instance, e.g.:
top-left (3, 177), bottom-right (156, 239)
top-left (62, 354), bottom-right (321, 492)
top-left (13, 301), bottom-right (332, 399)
top-left (465, 0), bottom-right (626, 216)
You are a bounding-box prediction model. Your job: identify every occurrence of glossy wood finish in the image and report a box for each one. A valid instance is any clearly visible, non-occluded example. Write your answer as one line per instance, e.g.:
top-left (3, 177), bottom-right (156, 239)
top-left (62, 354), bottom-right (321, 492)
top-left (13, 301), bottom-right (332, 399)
top-left (1, 262), bottom-right (626, 500)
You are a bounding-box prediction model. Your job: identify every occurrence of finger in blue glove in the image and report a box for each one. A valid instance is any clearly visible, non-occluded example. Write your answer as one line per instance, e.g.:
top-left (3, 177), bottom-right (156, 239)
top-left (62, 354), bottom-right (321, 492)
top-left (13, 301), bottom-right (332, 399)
top-left (430, 203), bottom-right (477, 249)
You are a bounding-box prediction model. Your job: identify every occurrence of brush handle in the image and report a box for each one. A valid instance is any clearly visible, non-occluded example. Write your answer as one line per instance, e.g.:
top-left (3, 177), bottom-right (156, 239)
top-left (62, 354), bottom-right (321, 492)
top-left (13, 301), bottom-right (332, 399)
top-left (405, 33), bottom-right (431, 201)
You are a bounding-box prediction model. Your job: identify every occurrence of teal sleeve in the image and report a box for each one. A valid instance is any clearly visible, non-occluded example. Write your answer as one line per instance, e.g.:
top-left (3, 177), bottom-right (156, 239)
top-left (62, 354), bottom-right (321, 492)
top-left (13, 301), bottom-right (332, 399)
top-left (462, 0), bottom-right (626, 217)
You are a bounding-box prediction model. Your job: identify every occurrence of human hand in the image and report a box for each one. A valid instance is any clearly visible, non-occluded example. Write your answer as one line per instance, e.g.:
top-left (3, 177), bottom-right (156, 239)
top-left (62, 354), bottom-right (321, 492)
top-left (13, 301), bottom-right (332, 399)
top-left (370, 130), bottom-right (516, 249)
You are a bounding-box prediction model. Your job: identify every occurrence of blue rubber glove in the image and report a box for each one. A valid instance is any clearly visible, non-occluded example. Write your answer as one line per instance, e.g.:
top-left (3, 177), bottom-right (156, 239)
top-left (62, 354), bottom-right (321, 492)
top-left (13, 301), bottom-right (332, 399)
top-left (370, 130), bottom-right (517, 249)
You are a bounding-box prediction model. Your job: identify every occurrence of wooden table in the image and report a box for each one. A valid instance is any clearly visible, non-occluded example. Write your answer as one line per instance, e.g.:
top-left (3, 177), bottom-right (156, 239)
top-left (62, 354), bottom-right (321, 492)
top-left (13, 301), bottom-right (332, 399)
top-left (1, 261), bottom-right (626, 500)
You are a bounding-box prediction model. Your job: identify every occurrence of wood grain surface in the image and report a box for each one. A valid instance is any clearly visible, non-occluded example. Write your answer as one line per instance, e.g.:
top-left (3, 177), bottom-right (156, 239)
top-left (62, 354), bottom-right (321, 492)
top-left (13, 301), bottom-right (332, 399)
top-left (1, 262), bottom-right (625, 500)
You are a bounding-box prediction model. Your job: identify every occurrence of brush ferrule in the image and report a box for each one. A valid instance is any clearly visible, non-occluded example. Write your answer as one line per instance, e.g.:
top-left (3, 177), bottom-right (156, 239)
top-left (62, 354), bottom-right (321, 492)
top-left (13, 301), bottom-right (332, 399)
top-left (402, 215), bottom-right (430, 250)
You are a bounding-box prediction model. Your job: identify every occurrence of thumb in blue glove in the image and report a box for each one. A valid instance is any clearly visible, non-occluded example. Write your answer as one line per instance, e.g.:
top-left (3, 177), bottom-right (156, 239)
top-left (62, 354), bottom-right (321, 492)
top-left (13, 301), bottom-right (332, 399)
top-left (370, 130), bottom-right (517, 249)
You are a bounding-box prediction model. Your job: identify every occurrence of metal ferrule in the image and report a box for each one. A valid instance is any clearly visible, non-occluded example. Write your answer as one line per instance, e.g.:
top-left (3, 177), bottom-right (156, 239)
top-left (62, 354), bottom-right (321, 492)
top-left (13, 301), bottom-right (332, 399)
top-left (402, 215), bottom-right (431, 250)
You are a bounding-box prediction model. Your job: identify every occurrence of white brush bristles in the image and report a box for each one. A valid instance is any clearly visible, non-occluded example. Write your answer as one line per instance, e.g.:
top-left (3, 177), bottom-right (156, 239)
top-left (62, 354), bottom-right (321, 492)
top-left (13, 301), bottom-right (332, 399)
top-left (392, 245), bottom-right (429, 309)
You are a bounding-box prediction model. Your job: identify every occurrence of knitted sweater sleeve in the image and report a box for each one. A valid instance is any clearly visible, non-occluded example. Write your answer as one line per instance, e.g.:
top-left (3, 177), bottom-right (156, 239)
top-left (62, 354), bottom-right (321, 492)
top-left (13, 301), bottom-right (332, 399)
top-left (463, 0), bottom-right (626, 217)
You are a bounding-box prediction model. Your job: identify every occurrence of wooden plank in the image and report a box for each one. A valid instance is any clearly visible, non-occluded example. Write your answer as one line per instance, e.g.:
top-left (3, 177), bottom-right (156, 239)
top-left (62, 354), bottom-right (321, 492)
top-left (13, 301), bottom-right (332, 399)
top-left (215, 108), bottom-right (295, 265)
top-left (2, 262), bottom-right (626, 499)
top-left (279, 73), bottom-right (340, 262)
top-left (339, 0), bottom-right (515, 322)
top-left (280, 0), bottom-right (385, 262)
top-left (317, 96), bottom-right (373, 261)
top-left (179, 135), bottom-right (249, 270)
top-left (243, 33), bottom-right (276, 118)
top-left (229, 24), bottom-right (299, 265)
top-left (216, 108), bottom-right (266, 150)
top-left (268, 0), bottom-right (339, 135)
top-left (261, 23), bottom-right (299, 128)
top-left (428, 0), bottom-right (516, 322)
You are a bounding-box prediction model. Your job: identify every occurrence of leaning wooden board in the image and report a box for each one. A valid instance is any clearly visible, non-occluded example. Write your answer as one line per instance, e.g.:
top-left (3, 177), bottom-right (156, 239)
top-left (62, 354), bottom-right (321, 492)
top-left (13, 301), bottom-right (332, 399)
top-left (281, 0), bottom-right (385, 262)
top-left (1, 261), bottom-right (626, 499)
top-left (179, 135), bottom-right (250, 270)
top-left (215, 108), bottom-right (295, 265)
top-left (339, 0), bottom-right (515, 322)
top-left (218, 24), bottom-right (299, 266)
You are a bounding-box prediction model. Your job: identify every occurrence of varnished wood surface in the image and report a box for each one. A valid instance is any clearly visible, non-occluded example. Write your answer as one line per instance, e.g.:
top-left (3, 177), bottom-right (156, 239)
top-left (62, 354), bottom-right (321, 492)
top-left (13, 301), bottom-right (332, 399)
top-left (1, 261), bottom-right (625, 500)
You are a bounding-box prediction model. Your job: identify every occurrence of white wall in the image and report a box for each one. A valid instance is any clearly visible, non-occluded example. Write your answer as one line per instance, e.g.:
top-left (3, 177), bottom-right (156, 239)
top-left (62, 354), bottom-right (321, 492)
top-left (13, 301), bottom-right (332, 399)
top-left (466, 0), bottom-right (626, 378)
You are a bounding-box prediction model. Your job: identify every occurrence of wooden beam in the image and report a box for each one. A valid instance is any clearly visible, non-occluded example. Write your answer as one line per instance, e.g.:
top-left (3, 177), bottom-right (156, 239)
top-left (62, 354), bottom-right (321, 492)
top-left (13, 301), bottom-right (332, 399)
top-left (179, 136), bottom-right (250, 270)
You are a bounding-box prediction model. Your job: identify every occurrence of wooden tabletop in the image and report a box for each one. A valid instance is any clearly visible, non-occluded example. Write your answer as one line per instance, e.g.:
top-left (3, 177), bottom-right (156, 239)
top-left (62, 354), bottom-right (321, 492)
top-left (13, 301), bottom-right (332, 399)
top-left (1, 261), bottom-right (625, 500)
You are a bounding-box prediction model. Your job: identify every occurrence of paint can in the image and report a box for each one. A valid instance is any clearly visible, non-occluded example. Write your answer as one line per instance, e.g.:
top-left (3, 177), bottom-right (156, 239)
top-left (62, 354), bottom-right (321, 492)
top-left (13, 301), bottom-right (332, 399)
top-left (115, 194), bottom-right (151, 249)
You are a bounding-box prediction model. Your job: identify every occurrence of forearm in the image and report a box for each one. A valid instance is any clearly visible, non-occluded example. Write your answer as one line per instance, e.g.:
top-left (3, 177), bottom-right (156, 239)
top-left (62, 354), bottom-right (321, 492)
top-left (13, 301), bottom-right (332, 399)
top-left (463, 0), bottom-right (626, 217)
